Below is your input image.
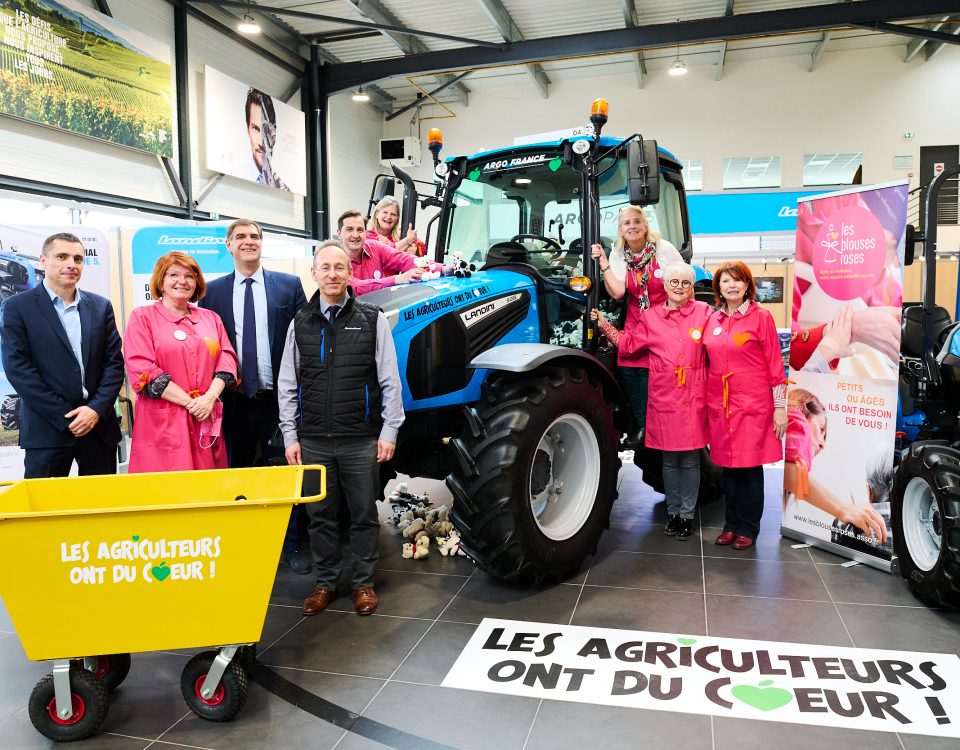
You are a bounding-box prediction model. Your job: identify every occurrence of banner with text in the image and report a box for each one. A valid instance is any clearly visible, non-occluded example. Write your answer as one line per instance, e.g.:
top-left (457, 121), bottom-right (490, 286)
top-left (782, 182), bottom-right (908, 568)
top-left (0, 0), bottom-right (173, 156)
top-left (130, 225), bottom-right (230, 309)
top-left (443, 619), bottom-right (960, 738)
top-left (0, 225), bottom-right (110, 480)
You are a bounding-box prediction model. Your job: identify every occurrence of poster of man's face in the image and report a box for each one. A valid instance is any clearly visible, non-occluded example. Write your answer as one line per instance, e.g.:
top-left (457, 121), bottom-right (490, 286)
top-left (204, 66), bottom-right (306, 195)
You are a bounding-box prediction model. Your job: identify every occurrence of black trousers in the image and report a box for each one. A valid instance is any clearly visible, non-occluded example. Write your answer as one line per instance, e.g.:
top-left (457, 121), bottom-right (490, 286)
top-left (224, 390), bottom-right (282, 468)
top-left (24, 436), bottom-right (116, 478)
top-left (722, 466), bottom-right (765, 540)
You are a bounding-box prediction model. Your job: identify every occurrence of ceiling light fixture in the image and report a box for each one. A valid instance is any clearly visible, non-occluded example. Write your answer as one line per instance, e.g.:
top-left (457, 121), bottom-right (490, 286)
top-left (352, 85), bottom-right (370, 103)
top-left (237, 13), bottom-right (260, 34)
top-left (668, 18), bottom-right (687, 76)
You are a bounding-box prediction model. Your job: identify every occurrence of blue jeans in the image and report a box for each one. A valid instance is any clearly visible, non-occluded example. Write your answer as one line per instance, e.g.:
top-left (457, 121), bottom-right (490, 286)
top-left (662, 450), bottom-right (700, 519)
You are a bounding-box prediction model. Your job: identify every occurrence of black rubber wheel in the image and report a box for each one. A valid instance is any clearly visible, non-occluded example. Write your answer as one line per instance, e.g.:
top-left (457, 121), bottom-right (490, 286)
top-left (180, 650), bottom-right (249, 722)
top-left (84, 654), bottom-right (131, 693)
top-left (447, 366), bottom-right (620, 585)
top-left (28, 667), bottom-right (109, 742)
top-left (1, 395), bottom-right (19, 431)
top-left (633, 446), bottom-right (723, 504)
top-left (891, 442), bottom-right (960, 608)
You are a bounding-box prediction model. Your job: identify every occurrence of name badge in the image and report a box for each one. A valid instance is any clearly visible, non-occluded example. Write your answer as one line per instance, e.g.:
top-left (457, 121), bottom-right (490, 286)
top-left (713, 326), bottom-right (722, 336)
top-left (653, 269), bottom-right (663, 279)
top-left (174, 330), bottom-right (187, 341)
top-left (373, 270), bottom-right (382, 279)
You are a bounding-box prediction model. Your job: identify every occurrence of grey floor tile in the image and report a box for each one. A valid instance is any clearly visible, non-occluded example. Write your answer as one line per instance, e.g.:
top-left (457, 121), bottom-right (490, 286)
top-left (438, 575), bottom-right (582, 626)
top-left (0, 597), bottom-right (15, 634)
top-left (586, 550), bottom-right (704, 594)
top-left (817, 561), bottom-right (922, 607)
top-left (598, 522), bottom-right (704, 557)
top-left (702, 526), bottom-right (818, 564)
top-left (260, 610), bottom-right (432, 679)
top-left (703, 557), bottom-right (830, 601)
top-left (359, 568), bottom-right (467, 620)
top-left (706, 595), bottom-right (853, 646)
top-left (572, 586), bottom-right (707, 634)
top-left (392, 621), bottom-right (478, 686)
top-left (0, 634), bottom-right (53, 721)
top-left (343, 681), bottom-right (539, 750)
top-left (159, 668), bottom-right (385, 750)
top-left (898, 732), bottom-right (960, 749)
top-left (837, 602), bottom-right (960, 653)
top-left (713, 716), bottom-right (903, 750)
top-left (527, 701), bottom-right (712, 750)
top-left (0, 716), bottom-right (155, 750)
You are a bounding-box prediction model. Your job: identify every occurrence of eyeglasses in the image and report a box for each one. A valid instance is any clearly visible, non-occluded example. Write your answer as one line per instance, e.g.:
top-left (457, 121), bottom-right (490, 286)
top-left (166, 272), bottom-right (197, 282)
top-left (667, 279), bottom-right (692, 289)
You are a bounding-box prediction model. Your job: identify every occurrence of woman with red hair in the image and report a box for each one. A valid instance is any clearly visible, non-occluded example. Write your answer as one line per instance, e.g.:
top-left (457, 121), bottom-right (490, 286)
top-left (702, 261), bottom-right (787, 549)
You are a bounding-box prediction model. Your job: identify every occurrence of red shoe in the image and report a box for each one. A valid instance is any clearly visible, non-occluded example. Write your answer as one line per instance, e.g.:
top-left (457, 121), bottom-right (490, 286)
top-left (714, 531), bottom-right (736, 546)
top-left (732, 535), bottom-right (755, 550)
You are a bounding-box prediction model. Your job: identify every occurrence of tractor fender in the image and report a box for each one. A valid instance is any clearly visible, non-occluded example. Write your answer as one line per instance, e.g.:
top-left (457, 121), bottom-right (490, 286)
top-left (470, 343), bottom-right (631, 432)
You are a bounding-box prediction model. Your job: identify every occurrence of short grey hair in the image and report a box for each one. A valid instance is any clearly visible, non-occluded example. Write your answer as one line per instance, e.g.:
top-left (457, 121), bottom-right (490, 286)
top-left (42, 232), bottom-right (83, 256)
top-left (312, 238), bottom-right (348, 266)
top-left (661, 262), bottom-right (695, 285)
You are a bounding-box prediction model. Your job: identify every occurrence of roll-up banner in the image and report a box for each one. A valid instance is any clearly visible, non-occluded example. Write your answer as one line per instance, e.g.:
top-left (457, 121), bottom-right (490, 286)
top-left (0, 225), bottom-right (111, 480)
top-left (781, 181), bottom-right (909, 572)
top-left (130, 225), bottom-right (231, 309)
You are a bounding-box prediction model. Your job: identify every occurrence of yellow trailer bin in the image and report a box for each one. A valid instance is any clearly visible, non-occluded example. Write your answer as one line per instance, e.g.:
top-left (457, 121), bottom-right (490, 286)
top-left (0, 464), bottom-right (324, 741)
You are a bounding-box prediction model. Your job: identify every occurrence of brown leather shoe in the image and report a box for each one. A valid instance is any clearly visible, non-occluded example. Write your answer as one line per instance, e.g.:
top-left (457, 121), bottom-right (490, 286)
top-left (353, 587), bottom-right (379, 616)
top-left (303, 587), bottom-right (336, 616)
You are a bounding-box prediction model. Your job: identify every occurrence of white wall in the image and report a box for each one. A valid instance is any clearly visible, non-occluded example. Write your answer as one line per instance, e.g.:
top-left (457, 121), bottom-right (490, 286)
top-left (326, 91), bottom-right (384, 236)
top-left (382, 45), bottom-right (960, 194)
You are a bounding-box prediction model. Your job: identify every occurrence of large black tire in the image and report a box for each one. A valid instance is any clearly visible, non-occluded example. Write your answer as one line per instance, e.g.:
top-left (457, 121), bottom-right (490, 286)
top-left (90, 654), bottom-right (131, 693)
top-left (180, 650), bottom-right (249, 722)
top-left (28, 667), bottom-right (109, 742)
top-left (891, 442), bottom-right (960, 608)
top-left (1, 395), bottom-right (19, 431)
top-left (633, 447), bottom-right (724, 504)
top-left (446, 366), bottom-right (620, 586)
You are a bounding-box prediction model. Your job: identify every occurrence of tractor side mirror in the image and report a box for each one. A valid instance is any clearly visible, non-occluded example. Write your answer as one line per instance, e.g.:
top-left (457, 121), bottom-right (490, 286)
top-left (628, 138), bottom-right (660, 206)
top-left (372, 175), bottom-right (395, 202)
top-left (904, 224), bottom-right (922, 266)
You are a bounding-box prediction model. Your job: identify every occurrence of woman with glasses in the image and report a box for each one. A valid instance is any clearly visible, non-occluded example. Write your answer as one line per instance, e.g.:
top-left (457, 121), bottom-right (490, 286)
top-left (702, 261), bottom-right (787, 550)
top-left (593, 262), bottom-right (711, 540)
top-left (124, 251), bottom-right (238, 472)
top-left (591, 205), bottom-right (683, 447)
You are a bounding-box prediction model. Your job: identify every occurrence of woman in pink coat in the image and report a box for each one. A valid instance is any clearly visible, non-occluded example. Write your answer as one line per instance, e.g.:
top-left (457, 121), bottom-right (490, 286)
top-left (124, 251), bottom-right (238, 473)
top-left (702, 261), bottom-right (787, 550)
top-left (594, 262), bottom-right (712, 540)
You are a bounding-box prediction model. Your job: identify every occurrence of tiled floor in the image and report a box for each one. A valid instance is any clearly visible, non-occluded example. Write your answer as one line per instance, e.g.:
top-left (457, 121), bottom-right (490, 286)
top-left (2, 462), bottom-right (958, 749)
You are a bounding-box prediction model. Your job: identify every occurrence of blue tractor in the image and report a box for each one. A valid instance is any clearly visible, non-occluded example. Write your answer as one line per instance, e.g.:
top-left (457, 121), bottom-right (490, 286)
top-left (891, 165), bottom-right (960, 608)
top-left (365, 101), bottom-right (709, 584)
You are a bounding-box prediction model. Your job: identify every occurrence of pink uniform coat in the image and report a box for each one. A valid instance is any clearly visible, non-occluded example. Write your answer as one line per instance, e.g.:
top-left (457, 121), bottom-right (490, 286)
top-left (702, 302), bottom-right (786, 468)
top-left (618, 254), bottom-right (669, 369)
top-left (124, 302), bottom-right (238, 473)
top-left (620, 300), bottom-right (712, 451)
top-left (350, 239), bottom-right (442, 295)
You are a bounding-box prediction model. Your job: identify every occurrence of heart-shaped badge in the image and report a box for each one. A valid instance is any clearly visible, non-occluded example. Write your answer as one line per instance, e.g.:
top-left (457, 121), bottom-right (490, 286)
top-left (733, 332), bottom-right (751, 347)
top-left (731, 680), bottom-right (793, 712)
top-left (151, 562), bottom-right (171, 582)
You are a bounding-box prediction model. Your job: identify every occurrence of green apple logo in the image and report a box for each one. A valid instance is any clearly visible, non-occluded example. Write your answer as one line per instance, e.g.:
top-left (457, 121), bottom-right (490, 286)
top-left (731, 680), bottom-right (793, 712)
top-left (151, 562), bottom-right (170, 582)
top-left (468, 167), bottom-right (482, 181)
top-left (676, 637), bottom-right (697, 645)
top-left (548, 156), bottom-right (563, 172)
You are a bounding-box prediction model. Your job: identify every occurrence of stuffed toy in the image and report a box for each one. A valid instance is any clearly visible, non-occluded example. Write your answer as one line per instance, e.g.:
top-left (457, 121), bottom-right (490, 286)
top-left (438, 531), bottom-right (465, 557)
top-left (402, 535), bottom-right (430, 559)
top-left (402, 517), bottom-right (427, 539)
top-left (450, 251), bottom-right (476, 278)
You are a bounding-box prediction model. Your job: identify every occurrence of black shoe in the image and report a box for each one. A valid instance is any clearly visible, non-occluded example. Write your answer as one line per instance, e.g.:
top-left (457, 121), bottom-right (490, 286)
top-left (677, 518), bottom-right (693, 540)
top-left (287, 550), bottom-right (312, 575)
top-left (664, 514), bottom-right (681, 536)
top-left (623, 428), bottom-right (645, 449)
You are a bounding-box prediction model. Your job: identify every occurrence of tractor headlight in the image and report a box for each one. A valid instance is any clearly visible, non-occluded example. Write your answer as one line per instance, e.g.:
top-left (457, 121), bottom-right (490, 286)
top-left (568, 276), bottom-right (591, 293)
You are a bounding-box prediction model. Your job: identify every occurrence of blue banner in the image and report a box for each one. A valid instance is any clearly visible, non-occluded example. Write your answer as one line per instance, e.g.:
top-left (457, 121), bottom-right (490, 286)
top-left (131, 226), bottom-right (231, 275)
top-left (688, 190), bottom-right (823, 235)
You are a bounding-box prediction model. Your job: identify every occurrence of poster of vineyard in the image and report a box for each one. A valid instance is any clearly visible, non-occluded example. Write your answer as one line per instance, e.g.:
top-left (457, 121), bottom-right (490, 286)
top-left (0, 0), bottom-right (173, 156)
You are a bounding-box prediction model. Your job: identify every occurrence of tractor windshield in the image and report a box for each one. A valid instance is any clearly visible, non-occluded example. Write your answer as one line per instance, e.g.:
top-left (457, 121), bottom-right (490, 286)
top-left (443, 145), bottom-right (688, 272)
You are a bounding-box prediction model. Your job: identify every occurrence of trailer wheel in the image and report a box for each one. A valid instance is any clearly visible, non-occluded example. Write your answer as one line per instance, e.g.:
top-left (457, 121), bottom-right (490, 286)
top-left (447, 366), bottom-right (620, 585)
top-left (28, 668), bottom-right (108, 742)
top-left (180, 651), bottom-right (248, 722)
top-left (892, 442), bottom-right (960, 608)
top-left (88, 653), bottom-right (131, 693)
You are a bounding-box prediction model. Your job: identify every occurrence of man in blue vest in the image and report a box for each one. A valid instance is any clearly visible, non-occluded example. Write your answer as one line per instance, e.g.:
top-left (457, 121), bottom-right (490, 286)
top-left (0, 232), bottom-right (123, 477)
top-left (277, 239), bottom-right (404, 616)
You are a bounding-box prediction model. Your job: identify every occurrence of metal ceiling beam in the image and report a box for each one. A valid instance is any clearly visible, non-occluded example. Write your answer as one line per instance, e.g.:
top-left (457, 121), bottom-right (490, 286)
top-left (187, 0), bottom-right (500, 49)
top-left (904, 15), bottom-right (950, 60)
top-left (325, 0), bottom-right (960, 92)
top-left (341, 0), bottom-right (471, 107)
top-left (384, 72), bottom-right (473, 121)
top-left (925, 16), bottom-right (960, 59)
top-left (619, 0), bottom-right (646, 88)
top-left (476, 0), bottom-right (549, 99)
top-left (312, 44), bottom-right (395, 113)
top-left (715, 0), bottom-right (735, 81)
top-left (809, 31), bottom-right (832, 71)
top-left (851, 19), bottom-right (960, 45)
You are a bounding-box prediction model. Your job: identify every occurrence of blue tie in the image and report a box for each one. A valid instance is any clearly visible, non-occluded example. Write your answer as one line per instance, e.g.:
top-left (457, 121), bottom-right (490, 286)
top-left (241, 278), bottom-right (258, 397)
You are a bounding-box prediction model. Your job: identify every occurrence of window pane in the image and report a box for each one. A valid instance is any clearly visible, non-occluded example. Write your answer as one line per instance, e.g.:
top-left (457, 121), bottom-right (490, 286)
top-left (681, 159), bottom-right (702, 191)
top-left (722, 156), bottom-right (781, 189)
top-left (803, 152), bottom-right (863, 186)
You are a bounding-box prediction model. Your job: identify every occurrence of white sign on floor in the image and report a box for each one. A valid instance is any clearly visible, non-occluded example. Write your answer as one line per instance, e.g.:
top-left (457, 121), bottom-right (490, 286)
top-left (442, 619), bottom-right (960, 738)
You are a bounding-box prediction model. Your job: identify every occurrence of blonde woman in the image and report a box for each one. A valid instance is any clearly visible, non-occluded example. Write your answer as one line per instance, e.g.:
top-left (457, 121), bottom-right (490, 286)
top-left (366, 196), bottom-right (424, 256)
top-left (591, 205), bottom-right (683, 446)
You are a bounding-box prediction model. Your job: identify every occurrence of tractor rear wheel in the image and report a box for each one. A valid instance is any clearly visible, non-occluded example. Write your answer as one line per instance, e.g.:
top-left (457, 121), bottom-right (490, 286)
top-left (447, 366), bottom-right (620, 586)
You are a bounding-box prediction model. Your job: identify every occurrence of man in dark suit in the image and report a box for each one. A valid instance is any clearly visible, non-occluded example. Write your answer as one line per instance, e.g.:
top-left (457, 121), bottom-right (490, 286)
top-left (0, 232), bottom-right (124, 478)
top-left (200, 219), bottom-right (310, 569)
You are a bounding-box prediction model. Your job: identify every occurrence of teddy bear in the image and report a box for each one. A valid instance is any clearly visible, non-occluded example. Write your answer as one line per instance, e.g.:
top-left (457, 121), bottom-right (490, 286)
top-left (402, 517), bottom-right (427, 539)
top-left (449, 251), bottom-right (476, 278)
top-left (438, 530), bottom-right (465, 557)
top-left (402, 535), bottom-right (430, 559)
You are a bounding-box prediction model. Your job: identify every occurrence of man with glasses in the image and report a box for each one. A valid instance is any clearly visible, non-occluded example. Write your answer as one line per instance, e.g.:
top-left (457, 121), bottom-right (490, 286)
top-left (277, 239), bottom-right (404, 616)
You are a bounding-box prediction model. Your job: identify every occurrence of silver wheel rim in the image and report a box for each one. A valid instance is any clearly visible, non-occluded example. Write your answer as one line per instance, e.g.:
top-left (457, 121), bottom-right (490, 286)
top-left (529, 413), bottom-right (600, 541)
top-left (902, 476), bottom-right (942, 572)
